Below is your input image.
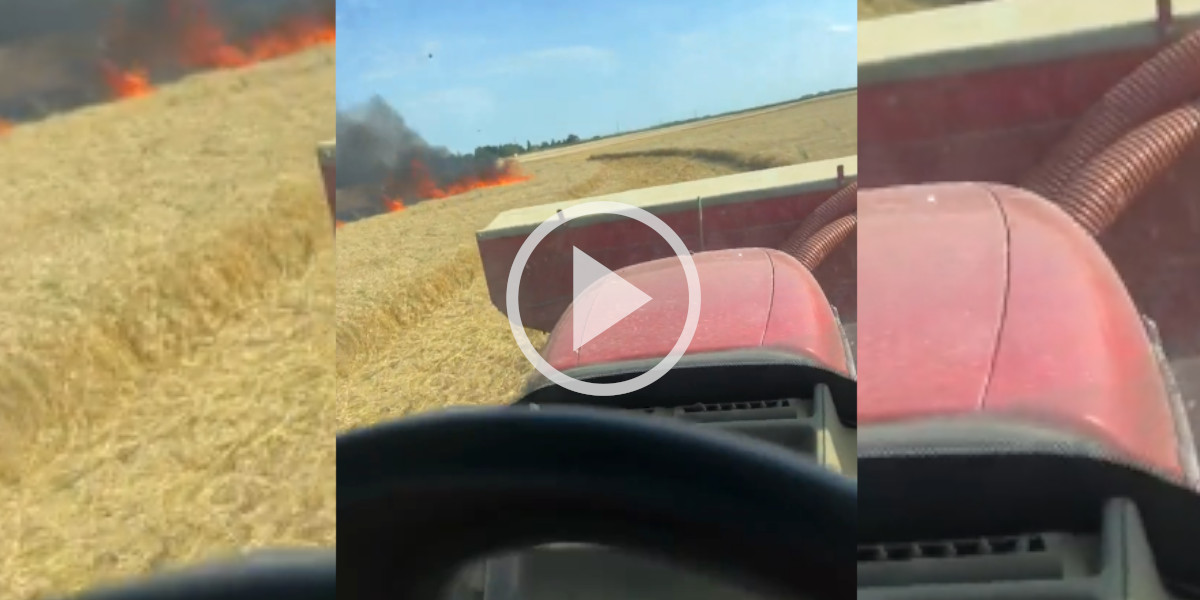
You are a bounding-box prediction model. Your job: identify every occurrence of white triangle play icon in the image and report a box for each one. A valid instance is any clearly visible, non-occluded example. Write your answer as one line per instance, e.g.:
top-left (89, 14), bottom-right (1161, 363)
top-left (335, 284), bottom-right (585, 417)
top-left (572, 247), bottom-right (652, 351)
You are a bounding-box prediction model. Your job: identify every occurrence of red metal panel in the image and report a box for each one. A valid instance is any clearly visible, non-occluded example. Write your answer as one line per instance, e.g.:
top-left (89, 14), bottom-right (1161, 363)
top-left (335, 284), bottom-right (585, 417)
top-left (859, 48), bottom-right (1157, 188)
top-left (858, 124), bottom-right (1069, 189)
top-left (985, 185), bottom-right (1182, 477)
top-left (858, 182), bottom-right (1182, 477)
top-left (763, 251), bottom-right (850, 374)
top-left (859, 49), bottom-right (1154, 146)
top-left (701, 191), bottom-right (834, 250)
top-left (859, 39), bottom-right (1200, 454)
top-left (479, 186), bottom-right (843, 332)
top-left (858, 183), bottom-right (1009, 421)
top-left (542, 248), bottom-right (848, 375)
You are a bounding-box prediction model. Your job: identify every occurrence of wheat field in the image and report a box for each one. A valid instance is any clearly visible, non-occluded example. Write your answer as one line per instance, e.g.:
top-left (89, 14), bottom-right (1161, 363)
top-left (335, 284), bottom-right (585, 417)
top-left (0, 47), bottom-right (335, 598)
top-left (335, 91), bottom-right (857, 431)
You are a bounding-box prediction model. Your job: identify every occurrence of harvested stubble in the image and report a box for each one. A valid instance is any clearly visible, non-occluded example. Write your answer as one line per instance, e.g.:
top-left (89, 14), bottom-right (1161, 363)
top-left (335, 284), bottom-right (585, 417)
top-left (335, 92), bottom-right (857, 431)
top-left (0, 47), bottom-right (335, 598)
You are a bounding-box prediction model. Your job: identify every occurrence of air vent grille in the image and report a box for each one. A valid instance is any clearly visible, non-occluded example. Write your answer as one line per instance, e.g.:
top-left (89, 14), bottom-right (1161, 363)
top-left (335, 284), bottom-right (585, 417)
top-left (858, 534), bottom-right (1048, 563)
top-left (681, 399), bottom-right (792, 413)
top-left (624, 398), bottom-right (815, 422)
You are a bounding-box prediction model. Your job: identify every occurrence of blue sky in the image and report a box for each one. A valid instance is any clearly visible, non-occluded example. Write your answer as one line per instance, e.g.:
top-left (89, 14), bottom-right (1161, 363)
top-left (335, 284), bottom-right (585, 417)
top-left (336, 0), bottom-right (856, 154)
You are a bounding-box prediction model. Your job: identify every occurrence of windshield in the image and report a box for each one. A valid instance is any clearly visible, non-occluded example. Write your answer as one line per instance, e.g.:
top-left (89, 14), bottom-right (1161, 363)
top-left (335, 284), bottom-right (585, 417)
top-left (333, 0), bottom-right (856, 419)
top-left (0, 1), bottom-right (335, 598)
top-left (334, 0), bottom-right (855, 597)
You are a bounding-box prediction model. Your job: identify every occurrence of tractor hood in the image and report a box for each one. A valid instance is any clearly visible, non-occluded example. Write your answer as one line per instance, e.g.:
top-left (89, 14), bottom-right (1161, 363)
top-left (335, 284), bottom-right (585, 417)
top-left (857, 182), bottom-right (1183, 478)
top-left (541, 247), bottom-right (852, 377)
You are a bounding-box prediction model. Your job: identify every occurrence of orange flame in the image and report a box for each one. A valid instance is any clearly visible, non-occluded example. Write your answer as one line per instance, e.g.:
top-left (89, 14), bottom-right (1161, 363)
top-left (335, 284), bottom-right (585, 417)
top-left (386, 198), bottom-right (407, 212)
top-left (99, 0), bottom-right (334, 102)
top-left (174, 0), bottom-right (335, 70)
top-left (100, 61), bottom-right (154, 98)
top-left (0, 119), bottom-right (12, 135)
top-left (336, 220), bottom-right (345, 228)
top-left (408, 159), bottom-right (532, 201)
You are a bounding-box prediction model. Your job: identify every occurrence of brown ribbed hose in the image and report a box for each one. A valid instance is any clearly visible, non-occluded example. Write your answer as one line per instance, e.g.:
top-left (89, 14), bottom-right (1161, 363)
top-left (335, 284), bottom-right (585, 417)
top-left (1022, 28), bottom-right (1200, 199)
top-left (787, 214), bottom-right (857, 271)
top-left (778, 179), bottom-right (857, 269)
top-left (1057, 100), bottom-right (1200, 236)
top-left (784, 180), bottom-right (858, 245)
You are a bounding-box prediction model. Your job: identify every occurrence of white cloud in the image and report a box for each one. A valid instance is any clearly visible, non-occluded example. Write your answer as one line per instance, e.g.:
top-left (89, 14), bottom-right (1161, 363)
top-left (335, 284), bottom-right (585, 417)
top-left (483, 45), bottom-right (617, 76)
top-left (827, 23), bottom-right (853, 33)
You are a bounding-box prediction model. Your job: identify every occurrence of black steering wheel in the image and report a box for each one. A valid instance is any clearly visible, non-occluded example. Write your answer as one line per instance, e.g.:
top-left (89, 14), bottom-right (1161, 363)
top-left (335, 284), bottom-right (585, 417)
top-left (338, 406), bottom-right (856, 599)
top-left (68, 549), bottom-right (334, 600)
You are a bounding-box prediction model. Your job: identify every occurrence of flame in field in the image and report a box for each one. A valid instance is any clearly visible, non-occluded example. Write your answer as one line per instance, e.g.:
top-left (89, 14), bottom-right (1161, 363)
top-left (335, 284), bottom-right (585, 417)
top-left (336, 220), bottom-right (345, 229)
top-left (172, 0), bottom-right (335, 70)
top-left (376, 160), bottom-right (530, 214)
top-left (410, 159), bottom-right (532, 201)
top-left (336, 96), bottom-right (534, 222)
top-left (0, 119), bottom-right (12, 135)
top-left (101, 61), bottom-right (154, 98)
top-left (99, 0), bottom-right (334, 100)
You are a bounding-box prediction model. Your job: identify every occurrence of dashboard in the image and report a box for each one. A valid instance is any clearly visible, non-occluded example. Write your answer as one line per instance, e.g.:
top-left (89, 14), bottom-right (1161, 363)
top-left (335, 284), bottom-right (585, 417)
top-left (437, 382), bottom-right (1200, 600)
top-left (855, 434), bottom-right (1200, 600)
top-left (443, 383), bottom-right (854, 600)
top-left (859, 498), bottom-right (1179, 600)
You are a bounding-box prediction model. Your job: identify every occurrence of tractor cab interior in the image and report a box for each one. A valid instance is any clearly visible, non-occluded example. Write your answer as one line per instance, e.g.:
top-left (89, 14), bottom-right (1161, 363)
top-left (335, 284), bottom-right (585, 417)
top-left (424, 350), bottom-right (858, 600)
top-left (516, 348), bottom-right (858, 475)
top-left (338, 396), bottom-right (857, 600)
top-left (857, 426), bottom-right (1200, 600)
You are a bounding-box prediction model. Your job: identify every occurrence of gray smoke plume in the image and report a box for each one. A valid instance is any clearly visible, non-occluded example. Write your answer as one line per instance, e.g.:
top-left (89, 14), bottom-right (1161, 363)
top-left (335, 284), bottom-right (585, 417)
top-left (336, 95), bottom-right (515, 210)
top-left (0, 0), bottom-right (334, 122)
top-left (0, 0), bottom-right (331, 46)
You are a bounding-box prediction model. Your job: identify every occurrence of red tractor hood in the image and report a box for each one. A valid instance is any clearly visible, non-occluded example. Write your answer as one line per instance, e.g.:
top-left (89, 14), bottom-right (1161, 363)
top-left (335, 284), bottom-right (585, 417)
top-left (541, 247), bottom-right (851, 376)
top-left (858, 182), bottom-right (1183, 478)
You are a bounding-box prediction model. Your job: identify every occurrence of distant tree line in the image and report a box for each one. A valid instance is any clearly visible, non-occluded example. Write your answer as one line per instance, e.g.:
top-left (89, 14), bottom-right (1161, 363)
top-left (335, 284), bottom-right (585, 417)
top-left (471, 86), bottom-right (856, 161)
top-left (474, 133), bottom-right (586, 160)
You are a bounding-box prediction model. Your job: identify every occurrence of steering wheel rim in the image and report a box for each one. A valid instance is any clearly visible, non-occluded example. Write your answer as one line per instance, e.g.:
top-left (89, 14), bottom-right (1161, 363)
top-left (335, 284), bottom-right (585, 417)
top-left (68, 550), bottom-right (334, 600)
top-left (338, 406), bottom-right (856, 599)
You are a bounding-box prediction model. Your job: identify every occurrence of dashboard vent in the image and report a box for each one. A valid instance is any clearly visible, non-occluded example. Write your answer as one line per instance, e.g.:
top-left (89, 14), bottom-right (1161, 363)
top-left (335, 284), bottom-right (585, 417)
top-left (682, 399), bottom-right (792, 413)
top-left (857, 532), bottom-right (1086, 589)
top-left (677, 398), bottom-right (814, 422)
top-left (623, 398), bottom-right (814, 422)
top-left (859, 534), bottom-right (1047, 563)
top-left (619, 396), bottom-right (820, 458)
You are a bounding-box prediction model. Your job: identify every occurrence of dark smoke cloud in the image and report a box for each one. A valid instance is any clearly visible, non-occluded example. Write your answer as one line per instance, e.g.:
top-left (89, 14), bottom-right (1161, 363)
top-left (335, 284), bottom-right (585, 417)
top-left (0, 0), bottom-right (330, 45)
top-left (0, 0), bottom-right (333, 122)
top-left (336, 95), bottom-right (508, 209)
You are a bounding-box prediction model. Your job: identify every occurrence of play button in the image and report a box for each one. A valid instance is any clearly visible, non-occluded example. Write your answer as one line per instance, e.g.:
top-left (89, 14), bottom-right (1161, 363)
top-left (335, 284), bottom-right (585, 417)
top-left (571, 247), bottom-right (652, 351)
top-left (505, 200), bottom-right (701, 397)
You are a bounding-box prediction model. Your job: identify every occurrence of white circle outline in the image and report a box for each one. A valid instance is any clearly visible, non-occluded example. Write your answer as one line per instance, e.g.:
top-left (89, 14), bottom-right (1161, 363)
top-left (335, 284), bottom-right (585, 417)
top-left (506, 200), bottom-right (701, 397)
